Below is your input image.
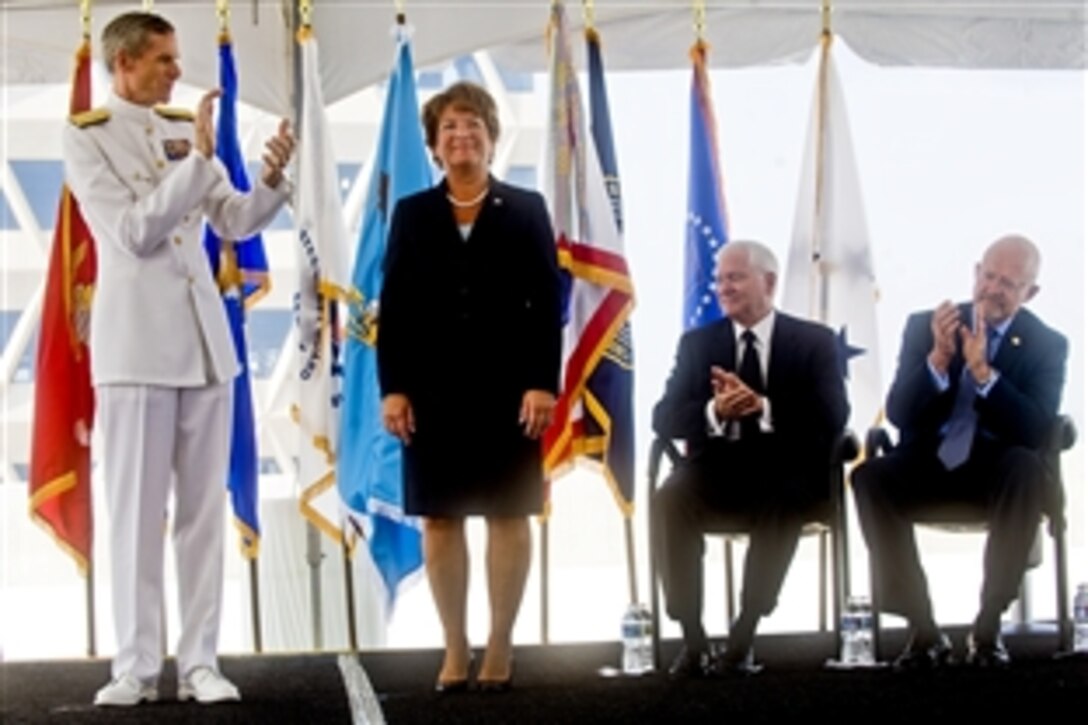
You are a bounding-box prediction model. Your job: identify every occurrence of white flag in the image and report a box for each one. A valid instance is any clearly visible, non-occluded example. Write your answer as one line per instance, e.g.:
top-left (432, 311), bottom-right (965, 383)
top-left (293, 27), bottom-right (353, 539)
top-left (782, 41), bottom-right (882, 438)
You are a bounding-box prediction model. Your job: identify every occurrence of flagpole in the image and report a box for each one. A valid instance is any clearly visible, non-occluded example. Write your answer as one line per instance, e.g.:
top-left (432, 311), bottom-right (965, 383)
top-left (540, 516), bottom-right (550, 643)
top-left (812, 0), bottom-right (852, 634)
top-left (249, 559), bottom-right (263, 652)
top-left (294, 0), bottom-right (326, 652)
top-left (79, 1), bottom-right (98, 659)
top-left (341, 531), bottom-right (358, 651)
top-left (86, 560), bottom-right (97, 656)
top-left (811, 1), bottom-right (833, 324)
top-left (584, 0), bottom-right (640, 607)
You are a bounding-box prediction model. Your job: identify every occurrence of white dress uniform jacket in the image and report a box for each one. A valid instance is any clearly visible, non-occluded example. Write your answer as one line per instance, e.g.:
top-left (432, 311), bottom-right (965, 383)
top-left (62, 92), bottom-right (290, 387)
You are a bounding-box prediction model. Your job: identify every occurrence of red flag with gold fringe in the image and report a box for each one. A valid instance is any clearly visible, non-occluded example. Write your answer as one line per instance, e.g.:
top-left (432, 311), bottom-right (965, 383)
top-left (28, 37), bottom-right (97, 572)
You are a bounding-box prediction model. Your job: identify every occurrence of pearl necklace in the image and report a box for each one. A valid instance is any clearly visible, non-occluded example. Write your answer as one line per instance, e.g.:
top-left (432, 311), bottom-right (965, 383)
top-left (446, 187), bottom-right (489, 208)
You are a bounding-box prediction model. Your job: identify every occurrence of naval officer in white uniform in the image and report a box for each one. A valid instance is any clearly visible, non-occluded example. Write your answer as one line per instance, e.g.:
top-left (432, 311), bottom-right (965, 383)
top-left (61, 11), bottom-right (294, 707)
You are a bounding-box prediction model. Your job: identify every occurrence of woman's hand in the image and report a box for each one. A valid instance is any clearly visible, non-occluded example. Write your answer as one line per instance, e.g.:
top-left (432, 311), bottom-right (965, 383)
top-left (382, 394), bottom-right (416, 444)
top-left (519, 390), bottom-right (556, 440)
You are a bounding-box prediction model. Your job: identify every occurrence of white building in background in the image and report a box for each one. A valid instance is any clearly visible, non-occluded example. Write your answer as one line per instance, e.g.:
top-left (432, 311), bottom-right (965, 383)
top-left (2, 42), bottom-right (1085, 661)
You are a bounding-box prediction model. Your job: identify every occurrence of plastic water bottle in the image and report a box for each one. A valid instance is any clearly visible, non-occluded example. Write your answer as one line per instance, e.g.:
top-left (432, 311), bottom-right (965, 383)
top-left (1074, 583), bottom-right (1088, 653)
top-left (840, 595), bottom-right (875, 666)
top-left (621, 602), bottom-right (654, 675)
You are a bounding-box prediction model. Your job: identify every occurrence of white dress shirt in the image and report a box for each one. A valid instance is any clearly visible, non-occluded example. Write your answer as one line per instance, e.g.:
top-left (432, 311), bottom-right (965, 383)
top-left (706, 310), bottom-right (776, 437)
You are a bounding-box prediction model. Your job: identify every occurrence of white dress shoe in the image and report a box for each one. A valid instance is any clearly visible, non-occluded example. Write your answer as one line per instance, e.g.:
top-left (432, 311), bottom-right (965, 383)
top-left (177, 666), bottom-right (241, 703)
top-left (93, 673), bottom-right (159, 706)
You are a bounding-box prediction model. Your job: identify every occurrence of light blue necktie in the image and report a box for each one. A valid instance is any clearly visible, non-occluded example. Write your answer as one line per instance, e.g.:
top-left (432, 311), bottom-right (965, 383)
top-left (937, 328), bottom-right (1001, 470)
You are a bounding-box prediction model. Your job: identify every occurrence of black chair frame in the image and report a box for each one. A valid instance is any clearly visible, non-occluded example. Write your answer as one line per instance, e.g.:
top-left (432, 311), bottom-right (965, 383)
top-left (647, 431), bottom-right (858, 669)
top-left (865, 414), bottom-right (1077, 658)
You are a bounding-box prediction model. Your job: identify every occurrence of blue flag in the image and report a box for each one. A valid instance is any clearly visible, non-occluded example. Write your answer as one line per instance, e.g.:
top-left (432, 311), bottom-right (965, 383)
top-left (202, 34), bottom-right (265, 558)
top-left (684, 41), bottom-right (729, 331)
top-left (582, 28), bottom-right (636, 512)
top-left (338, 30), bottom-right (431, 610)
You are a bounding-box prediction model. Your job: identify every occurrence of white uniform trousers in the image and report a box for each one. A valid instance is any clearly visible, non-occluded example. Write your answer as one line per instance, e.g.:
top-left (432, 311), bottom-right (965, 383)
top-left (98, 383), bottom-right (232, 681)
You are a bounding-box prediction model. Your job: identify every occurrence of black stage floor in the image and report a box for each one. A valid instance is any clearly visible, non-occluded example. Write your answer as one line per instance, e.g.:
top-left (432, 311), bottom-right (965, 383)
top-left (3, 629), bottom-right (1086, 723)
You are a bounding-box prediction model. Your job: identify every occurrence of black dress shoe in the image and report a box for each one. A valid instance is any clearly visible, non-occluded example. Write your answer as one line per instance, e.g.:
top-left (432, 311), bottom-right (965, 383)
top-left (893, 632), bottom-right (953, 671)
top-left (713, 646), bottom-right (763, 676)
top-left (668, 646), bottom-right (713, 678)
top-left (966, 632), bottom-right (1010, 668)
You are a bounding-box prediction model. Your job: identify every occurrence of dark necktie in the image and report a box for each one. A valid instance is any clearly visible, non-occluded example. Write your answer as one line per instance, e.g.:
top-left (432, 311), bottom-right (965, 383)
top-left (937, 327), bottom-right (1000, 470)
top-left (737, 329), bottom-right (763, 437)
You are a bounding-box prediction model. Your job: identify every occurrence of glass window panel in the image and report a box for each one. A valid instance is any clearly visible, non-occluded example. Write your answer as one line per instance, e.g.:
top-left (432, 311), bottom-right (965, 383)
top-left (8, 160), bottom-right (64, 230)
top-left (245, 308), bottom-right (292, 379)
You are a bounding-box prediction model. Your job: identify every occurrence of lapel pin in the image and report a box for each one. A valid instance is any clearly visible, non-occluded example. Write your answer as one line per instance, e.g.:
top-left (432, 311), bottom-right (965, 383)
top-left (1011, 336), bottom-right (1021, 347)
top-left (493, 196), bottom-right (503, 206)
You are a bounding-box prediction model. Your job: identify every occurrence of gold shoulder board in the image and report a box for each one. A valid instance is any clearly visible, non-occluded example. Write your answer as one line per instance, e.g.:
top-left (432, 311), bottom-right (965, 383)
top-left (69, 108), bottom-right (110, 128)
top-left (153, 106), bottom-right (195, 122)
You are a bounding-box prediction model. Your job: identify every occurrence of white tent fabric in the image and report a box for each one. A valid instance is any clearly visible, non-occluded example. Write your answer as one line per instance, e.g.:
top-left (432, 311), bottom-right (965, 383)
top-left (2, 0), bottom-right (1085, 116)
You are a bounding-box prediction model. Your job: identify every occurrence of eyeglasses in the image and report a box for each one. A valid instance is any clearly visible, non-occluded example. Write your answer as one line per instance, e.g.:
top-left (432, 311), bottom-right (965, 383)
top-left (979, 268), bottom-right (1031, 294)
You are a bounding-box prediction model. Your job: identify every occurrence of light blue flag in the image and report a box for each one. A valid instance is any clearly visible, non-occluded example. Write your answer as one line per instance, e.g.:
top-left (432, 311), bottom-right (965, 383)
top-left (338, 29), bottom-right (432, 610)
top-left (684, 40), bottom-right (730, 331)
top-left (203, 34), bottom-right (264, 558)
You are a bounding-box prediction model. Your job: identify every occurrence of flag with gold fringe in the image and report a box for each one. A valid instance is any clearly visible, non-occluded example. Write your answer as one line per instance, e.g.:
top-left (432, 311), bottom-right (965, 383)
top-left (202, 31), bottom-right (267, 558)
top-left (294, 24), bottom-right (353, 541)
top-left (541, 2), bottom-right (635, 513)
top-left (29, 35), bottom-right (97, 573)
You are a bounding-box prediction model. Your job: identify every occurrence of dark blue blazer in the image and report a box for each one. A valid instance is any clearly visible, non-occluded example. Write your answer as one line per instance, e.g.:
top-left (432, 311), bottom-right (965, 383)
top-left (652, 312), bottom-right (849, 503)
top-left (886, 303), bottom-right (1067, 453)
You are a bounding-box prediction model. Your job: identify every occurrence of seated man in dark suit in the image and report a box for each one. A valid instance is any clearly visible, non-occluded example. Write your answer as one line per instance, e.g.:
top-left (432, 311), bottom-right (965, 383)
top-left (852, 234), bottom-right (1067, 668)
top-left (652, 241), bottom-right (849, 676)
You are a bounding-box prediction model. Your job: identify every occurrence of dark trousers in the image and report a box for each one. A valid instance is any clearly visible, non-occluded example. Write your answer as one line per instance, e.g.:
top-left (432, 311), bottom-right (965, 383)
top-left (851, 439), bottom-right (1046, 628)
top-left (651, 439), bottom-right (806, 640)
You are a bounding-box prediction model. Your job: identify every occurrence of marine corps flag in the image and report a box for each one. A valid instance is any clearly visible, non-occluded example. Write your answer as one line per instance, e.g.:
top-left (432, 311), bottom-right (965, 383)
top-left (29, 36), bottom-right (97, 572)
top-left (542, 2), bottom-right (636, 513)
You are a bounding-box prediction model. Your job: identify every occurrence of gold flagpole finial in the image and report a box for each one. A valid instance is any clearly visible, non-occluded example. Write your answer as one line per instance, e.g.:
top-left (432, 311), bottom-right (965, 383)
top-left (395, 0), bottom-right (406, 25)
top-left (821, 0), bottom-right (833, 44)
top-left (299, 0), bottom-right (313, 29)
top-left (217, 0), bottom-right (231, 35)
top-left (79, 0), bottom-right (91, 38)
top-left (693, 0), bottom-right (707, 43)
top-left (583, 0), bottom-right (595, 31)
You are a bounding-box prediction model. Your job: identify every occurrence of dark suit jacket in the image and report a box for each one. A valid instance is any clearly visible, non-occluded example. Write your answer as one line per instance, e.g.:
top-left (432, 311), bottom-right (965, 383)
top-left (376, 177), bottom-right (561, 511)
top-left (886, 303), bottom-right (1067, 454)
top-left (652, 312), bottom-right (849, 505)
top-left (378, 177), bottom-right (561, 404)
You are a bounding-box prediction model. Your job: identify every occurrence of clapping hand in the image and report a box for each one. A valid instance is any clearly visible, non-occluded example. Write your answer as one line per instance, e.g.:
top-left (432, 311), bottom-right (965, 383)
top-left (260, 119), bottom-right (295, 188)
top-left (959, 304), bottom-right (992, 384)
top-left (928, 300), bottom-right (960, 374)
top-left (710, 365), bottom-right (763, 420)
top-left (194, 89), bottom-right (222, 159)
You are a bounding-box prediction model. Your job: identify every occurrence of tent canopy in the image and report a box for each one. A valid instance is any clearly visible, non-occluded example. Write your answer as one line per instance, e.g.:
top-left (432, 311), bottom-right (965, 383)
top-left (2, 0), bottom-right (1084, 115)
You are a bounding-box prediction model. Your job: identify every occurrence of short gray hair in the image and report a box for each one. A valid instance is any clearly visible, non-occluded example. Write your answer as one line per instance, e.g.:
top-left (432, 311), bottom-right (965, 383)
top-left (101, 11), bottom-right (174, 74)
top-left (717, 240), bottom-right (779, 277)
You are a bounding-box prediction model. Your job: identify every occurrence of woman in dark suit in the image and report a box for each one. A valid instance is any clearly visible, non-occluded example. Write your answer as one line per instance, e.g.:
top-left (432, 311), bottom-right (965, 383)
top-left (378, 81), bottom-right (561, 691)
